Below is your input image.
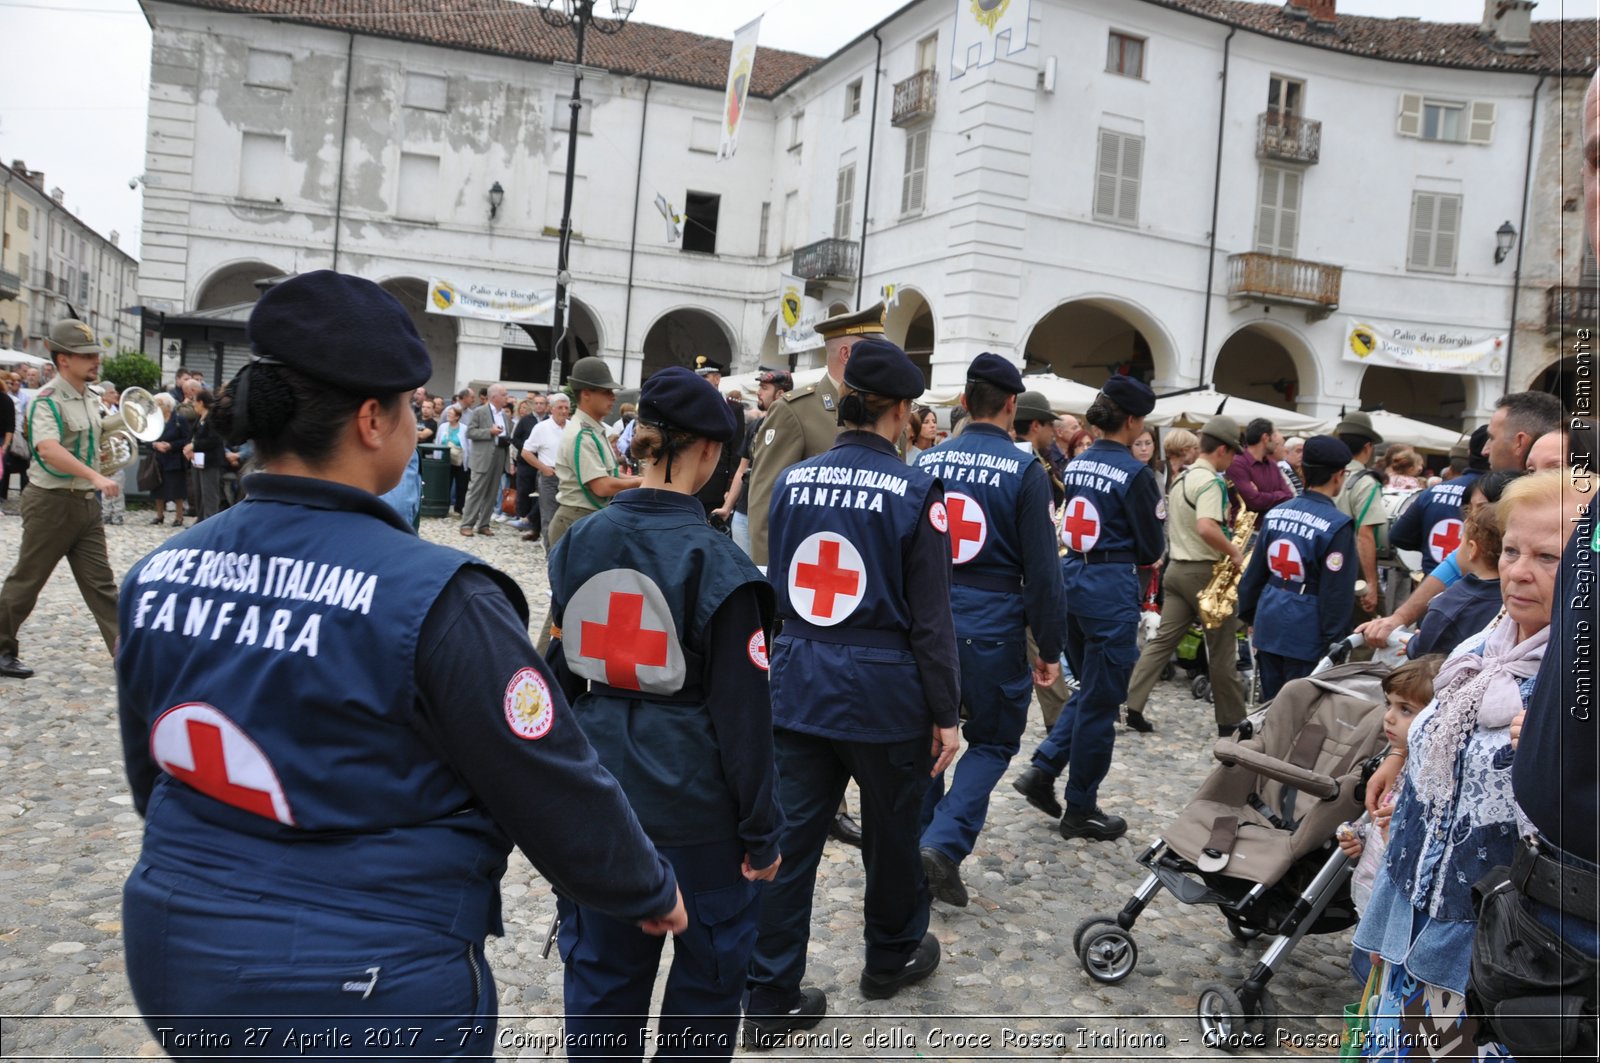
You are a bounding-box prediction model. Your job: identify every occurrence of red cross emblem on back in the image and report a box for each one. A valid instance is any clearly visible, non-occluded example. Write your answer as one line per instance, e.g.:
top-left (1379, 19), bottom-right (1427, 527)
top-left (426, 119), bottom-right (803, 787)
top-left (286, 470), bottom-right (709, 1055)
top-left (789, 532), bottom-right (867, 626)
top-left (945, 492), bottom-right (988, 565)
top-left (1061, 496), bottom-right (1101, 554)
top-left (1269, 539), bottom-right (1305, 583)
top-left (581, 592), bottom-right (670, 690)
top-left (1428, 518), bottom-right (1463, 563)
top-left (150, 704), bottom-right (294, 825)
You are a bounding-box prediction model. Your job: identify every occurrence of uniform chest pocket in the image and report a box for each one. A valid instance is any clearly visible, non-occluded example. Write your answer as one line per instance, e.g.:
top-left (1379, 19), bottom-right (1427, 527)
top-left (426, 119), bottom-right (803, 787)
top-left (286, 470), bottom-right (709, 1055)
top-left (58, 398), bottom-right (92, 436)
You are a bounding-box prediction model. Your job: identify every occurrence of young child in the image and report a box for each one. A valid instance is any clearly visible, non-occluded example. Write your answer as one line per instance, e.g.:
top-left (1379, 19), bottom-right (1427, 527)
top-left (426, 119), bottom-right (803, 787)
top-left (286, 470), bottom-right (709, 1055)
top-left (1337, 655), bottom-right (1445, 914)
top-left (1406, 499), bottom-right (1503, 659)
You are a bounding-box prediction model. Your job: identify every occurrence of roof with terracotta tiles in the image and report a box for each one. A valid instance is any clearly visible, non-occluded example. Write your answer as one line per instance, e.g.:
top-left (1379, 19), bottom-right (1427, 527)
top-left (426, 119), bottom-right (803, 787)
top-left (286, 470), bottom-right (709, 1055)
top-left (149, 0), bottom-right (820, 97)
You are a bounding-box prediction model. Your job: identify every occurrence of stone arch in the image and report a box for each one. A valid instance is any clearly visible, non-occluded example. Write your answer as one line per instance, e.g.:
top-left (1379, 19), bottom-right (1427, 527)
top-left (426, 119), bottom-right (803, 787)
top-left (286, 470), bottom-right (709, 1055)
top-left (378, 276), bottom-right (459, 397)
top-left (1357, 365), bottom-right (1470, 432)
top-left (883, 287), bottom-right (935, 387)
top-left (1211, 319), bottom-right (1321, 411)
top-left (640, 305), bottom-right (737, 380)
top-left (192, 259), bottom-right (286, 311)
top-left (1530, 355), bottom-right (1590, 415)
top-left (500, 297), bottom-right (604, 387)
top-left (1020, 294), bottom-right (1179, 388)
top-left (757, 313), bottom-right (781, 368)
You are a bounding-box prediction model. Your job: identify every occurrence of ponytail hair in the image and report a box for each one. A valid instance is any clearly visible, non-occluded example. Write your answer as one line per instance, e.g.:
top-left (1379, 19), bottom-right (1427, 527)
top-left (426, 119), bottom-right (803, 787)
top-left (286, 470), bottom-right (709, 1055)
top-left (836, 385), bottom-right (901, 429)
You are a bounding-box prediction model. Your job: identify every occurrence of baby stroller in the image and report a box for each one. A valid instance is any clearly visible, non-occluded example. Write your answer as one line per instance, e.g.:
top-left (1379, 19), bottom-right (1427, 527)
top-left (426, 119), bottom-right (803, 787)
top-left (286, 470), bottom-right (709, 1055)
top-left (1072, 636), bottom-right (1390, 1049)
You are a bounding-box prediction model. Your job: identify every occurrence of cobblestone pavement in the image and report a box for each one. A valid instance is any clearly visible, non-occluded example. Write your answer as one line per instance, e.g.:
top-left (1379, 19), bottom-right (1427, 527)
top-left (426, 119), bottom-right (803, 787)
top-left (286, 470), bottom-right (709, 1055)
top-left (0, 505), bottom-right (1362, 1060)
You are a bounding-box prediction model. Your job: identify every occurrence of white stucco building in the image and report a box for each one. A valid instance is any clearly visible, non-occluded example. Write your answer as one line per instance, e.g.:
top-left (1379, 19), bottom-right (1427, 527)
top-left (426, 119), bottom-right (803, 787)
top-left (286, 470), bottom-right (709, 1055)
top-left (135, 0), bottom-right (1596, 431)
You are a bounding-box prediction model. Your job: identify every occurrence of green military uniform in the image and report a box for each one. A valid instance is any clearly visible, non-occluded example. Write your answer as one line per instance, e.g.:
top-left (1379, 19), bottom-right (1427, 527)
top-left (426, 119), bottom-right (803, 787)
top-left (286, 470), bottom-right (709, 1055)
top-left (547, 356), bottom-right (629, 548)
top-left (1334, 411), bottom-right (1387, 656)
top-left (0, 320), bottom-right (121, 673)
top-left (745, 303), bottom-right (885, 566)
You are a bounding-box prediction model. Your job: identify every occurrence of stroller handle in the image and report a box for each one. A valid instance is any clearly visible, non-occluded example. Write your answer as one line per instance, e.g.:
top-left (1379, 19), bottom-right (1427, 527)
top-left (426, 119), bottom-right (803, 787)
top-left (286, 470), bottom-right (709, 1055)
top-left (1311, 629), bottom-right (1412, 675)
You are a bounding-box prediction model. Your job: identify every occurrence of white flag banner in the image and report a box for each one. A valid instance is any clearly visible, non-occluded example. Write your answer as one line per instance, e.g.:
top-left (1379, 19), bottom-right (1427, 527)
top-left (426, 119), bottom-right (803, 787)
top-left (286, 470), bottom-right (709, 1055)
top-left (719, 18), bottom-right (762, 160)
top-left (654, 193), bottom-right (682, 243)
top-left (951, 0), bottom-right (1032, 79)
top-left (880, 283), bottom-right (901, 311)
top-left (427, 277), bottom-right (554, 326)
top-left (1343, 318), bottom-right (1507, 377)
top-left (778, 274), bottom-right (823, 355)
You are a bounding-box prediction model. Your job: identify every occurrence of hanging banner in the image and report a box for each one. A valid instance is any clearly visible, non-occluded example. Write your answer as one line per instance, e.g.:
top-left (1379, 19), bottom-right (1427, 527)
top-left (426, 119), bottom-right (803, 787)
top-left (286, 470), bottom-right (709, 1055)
top-left (778, 274), bottom-right (822, 355)
top-left (1343, 318), bottom-right (1507, 377)
top-left (719, 18), bottom-right (762, 160)
top-left (951, 0), bottom-right (1032, 79)
top-left (427, 278), bottom-right (554, 326)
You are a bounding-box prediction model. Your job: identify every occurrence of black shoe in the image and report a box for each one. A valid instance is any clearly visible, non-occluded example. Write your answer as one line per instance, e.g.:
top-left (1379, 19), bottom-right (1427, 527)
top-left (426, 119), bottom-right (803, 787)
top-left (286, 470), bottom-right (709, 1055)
top-left (1125, 710), bottom-right (1154, 733)
top-left (920, 847), bottom-right (968, 908)
top-left (828, 812), bottom-right (863, 848)
top-left (0, 654), bottom-right (34, 679)
top-left (1059, 805), bottom-right (1127, 842)
top-left (1012, 766), bottom-right (1062, 819)
top-left (859, 933), bottom-right (940, 1000)
top-left (149, 516), bottom-right (165, 525)
top-left (742, 987), bottom-right (826, 1049)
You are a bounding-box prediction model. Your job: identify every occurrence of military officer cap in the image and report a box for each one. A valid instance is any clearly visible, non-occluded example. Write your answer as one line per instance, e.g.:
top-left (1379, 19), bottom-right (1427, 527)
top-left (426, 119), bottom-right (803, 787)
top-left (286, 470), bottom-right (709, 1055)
top-left (815, 302), bottom-right (886, 340)
top-left (966, 352), bottom-right (1024, 395)
top-left (638, 366), bottom-right (737, 442)
top-left (693, 355), bottom-right (723, 378)
top-left (1334, 410), bottom-right (1383, 445)
top-left (45, 318), bottom-right (101, 356)
top-left (1015, 390), bottom-right (1055, 424)
top-left (1199, 414), bottom-right (1243, 452)
top-left (567, 355), bottom-right (622, 392)
top-left (756, 366), bottom-right (793, 391)
top-left (842, 336), bottom-right (924, 399)
top-left (247, 270), bottom-right (431, 391)
top-left (1100, 374), bottom-right (1156, 418)
top-left (1300, 434), bottom-right (1353, 471)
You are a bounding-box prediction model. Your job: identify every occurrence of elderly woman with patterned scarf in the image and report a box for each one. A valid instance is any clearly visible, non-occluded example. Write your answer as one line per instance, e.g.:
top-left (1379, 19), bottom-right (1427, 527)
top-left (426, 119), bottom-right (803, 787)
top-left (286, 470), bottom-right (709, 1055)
top-left (1351, 469), bottom-right (1567, 1060)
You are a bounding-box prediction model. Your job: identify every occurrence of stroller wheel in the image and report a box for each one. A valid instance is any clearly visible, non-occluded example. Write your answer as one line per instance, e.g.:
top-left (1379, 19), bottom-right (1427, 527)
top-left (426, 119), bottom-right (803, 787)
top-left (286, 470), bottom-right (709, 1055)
top-left (1072, 916), bottom-right (1117, 957)
top-left (1079, 925), bottom-right (1138, 984)
top-left (1196, 983), bottom-right (1249, 1051)
top-left (1225, 916), bottom-right (1264, 943)
top-left (1160, 662), bottom-right (1175, 682)
top-left (1192, 675), bottom-right (1212, 702)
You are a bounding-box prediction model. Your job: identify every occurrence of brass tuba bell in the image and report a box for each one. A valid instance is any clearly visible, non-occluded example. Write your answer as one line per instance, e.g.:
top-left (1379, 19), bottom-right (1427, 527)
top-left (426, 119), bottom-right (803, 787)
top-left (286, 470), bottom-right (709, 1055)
top-left (99, 386), bottom-right (165, 473)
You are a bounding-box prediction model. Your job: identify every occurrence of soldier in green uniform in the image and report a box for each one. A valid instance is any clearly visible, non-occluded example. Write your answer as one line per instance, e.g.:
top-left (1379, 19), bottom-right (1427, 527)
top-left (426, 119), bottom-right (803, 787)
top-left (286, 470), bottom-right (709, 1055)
top-left (1334, 411), bottom-right (1387, 660)
top-left (549, 356), bottom-right (641, 547)
top-left (0, 320), bottom-right (122, 678)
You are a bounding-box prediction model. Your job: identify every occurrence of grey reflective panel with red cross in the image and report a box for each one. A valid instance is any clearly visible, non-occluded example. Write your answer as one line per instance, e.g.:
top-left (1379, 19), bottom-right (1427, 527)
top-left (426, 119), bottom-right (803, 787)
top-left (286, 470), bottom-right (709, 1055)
top-left (563, 569), bottom-right (688, 694)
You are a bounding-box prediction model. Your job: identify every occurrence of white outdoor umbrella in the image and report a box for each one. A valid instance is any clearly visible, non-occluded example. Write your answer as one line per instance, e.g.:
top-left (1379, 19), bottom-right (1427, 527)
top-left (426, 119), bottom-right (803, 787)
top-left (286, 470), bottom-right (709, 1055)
top-left (1146, 387), bottom-right (1324, 435)
top-left (1319, 409), bottom-right (1464, 454)
top-left (0, 350), bottom-right (49, 367)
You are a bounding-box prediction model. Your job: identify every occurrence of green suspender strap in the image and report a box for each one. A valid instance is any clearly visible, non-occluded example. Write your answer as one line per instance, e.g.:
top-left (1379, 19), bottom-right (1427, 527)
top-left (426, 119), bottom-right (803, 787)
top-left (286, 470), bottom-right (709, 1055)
top-left (25, 396), bottom-right (84, 481)
top-left (574, 426), bottom-right (617, 510)
top-left (1184, 471), bottom-right (1234, 539)
top-left (1353, 471), bottom-right (1380, 526)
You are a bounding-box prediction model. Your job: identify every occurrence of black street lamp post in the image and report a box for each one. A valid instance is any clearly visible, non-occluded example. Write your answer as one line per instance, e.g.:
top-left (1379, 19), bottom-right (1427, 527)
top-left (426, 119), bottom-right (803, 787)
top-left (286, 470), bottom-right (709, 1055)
top-left (537, 0), bottom-right (637, 385)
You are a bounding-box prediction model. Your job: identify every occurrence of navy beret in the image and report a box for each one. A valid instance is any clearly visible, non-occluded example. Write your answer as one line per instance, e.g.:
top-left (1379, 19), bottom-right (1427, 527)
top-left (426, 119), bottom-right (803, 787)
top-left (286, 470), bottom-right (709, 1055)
top-left (966, 352), bottom-right (1024, 394)
top-left (247, 271), bottom-right (431, 392)
top-left (1100, 374), bottom-right (1156, 418)
top-left (843, 336), bottom-right (925, 400)
top-left (638, 366), bottom-right (738, 442)
top-left (1301, 434), bottom-right (1353, 469)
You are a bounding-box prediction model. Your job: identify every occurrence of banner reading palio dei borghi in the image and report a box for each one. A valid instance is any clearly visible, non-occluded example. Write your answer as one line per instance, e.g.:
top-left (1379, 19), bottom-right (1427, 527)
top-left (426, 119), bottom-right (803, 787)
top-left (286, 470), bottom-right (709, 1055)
top-left (427, 278), bottom-right (555, 326)
top-left (1343, 317), bottom-right (1507, 377)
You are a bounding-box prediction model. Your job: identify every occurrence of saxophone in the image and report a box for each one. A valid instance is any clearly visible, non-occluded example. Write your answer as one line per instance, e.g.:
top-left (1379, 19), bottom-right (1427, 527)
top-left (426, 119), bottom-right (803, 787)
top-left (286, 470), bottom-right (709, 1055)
top-left (1197, 504), bottom-right (1258, 630)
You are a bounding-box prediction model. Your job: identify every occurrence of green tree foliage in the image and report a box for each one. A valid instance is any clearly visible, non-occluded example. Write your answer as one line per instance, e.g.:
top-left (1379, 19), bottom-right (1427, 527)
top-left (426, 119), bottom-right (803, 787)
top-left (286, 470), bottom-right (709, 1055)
top-left (102, 351), bottom-right (162, 393)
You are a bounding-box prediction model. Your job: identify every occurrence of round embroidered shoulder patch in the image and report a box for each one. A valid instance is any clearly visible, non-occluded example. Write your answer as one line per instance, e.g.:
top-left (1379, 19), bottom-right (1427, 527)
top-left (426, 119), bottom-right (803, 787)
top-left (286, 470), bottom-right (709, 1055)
top-left (1326, 551), bottom-right (1345, 573)
top-left (1155, 498), bottom-right (1168, 521)
top-left (929, 500), bottom-right (949, 533)
top-left (747, 629), bottom-right (770, 671)
top-left (504, 667), bottom-right (555, 741)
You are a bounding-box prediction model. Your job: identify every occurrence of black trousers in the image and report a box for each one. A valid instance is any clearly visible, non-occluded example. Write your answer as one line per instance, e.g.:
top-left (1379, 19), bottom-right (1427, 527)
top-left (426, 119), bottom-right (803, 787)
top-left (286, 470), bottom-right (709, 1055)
top-left (514, 461), bottom-right (541, 532)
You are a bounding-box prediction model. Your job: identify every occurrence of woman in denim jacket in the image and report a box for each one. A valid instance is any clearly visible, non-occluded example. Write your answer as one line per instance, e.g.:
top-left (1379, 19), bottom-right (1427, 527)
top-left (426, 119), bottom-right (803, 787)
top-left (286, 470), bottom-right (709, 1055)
top-left (1351, 471), bottom-right (1566, 1059)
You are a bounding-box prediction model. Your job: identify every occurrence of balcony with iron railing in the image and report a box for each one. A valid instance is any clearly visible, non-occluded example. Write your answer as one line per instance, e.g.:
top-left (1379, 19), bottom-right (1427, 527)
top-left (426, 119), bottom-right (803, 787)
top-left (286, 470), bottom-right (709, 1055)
top-left (892, 70), bottom-right (936, 127)
top-left (1547, 285), bottom-right (1600, 333)
top-left (1227, 252), bottom-right (1342, 320)
top-left (792, 238), bottom-right (860, 282)
top-left (0, 269), bottom-right (19, 302)
top-left (1257, 111), bottom-right (1321, 165)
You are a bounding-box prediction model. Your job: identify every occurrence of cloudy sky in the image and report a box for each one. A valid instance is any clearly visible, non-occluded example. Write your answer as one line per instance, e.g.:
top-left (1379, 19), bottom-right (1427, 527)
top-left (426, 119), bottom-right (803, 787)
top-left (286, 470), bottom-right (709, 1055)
top-left (0, 0), bottom-right (1590, 254)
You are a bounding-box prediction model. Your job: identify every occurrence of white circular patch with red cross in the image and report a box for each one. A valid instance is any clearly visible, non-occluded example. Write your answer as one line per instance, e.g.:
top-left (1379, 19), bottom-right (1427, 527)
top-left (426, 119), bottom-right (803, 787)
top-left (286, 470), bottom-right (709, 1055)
top-left (747, 630), bottom-right (770, 671)
top-left (1427, 518), bottom-right (1464, 563)
top-left (944, 492), bottom-right (989, 565)
top-left (788, 531), bottom-right (867, 627)
top-left (504, 667), bottom-right (555, 740)
top-left (929, 501), bottom-right (948, 534)
top-left (1060, 496), bottom-right (1103, 553)
top-left (1267, 539), bottom-right (1308, 583)
top-left (150, 703), bottom-right (295, 825)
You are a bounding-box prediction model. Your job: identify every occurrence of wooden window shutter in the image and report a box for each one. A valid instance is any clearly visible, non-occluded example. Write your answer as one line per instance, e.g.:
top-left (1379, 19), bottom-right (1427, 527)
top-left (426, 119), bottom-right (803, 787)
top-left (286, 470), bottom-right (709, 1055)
top-left (1278, 169), bottom-right (1301, 257)
top-left (1094, 129), bottom-right (1120, 220)
top-left (1409, 191), bottom-right (1437, 270)
top-left (1466, 101), bottom-right (1496, 145)
top-left (1117, 134), bottom-right (1143, 225)
top-left (911, 129), bottom-right (929, 210)
top-left (1396, 93), bottom-right (1424, 138)
top-left (1433, 193), bottom-right (1461, 271)
top-left (1255, 167), bottom-right (1279, 254)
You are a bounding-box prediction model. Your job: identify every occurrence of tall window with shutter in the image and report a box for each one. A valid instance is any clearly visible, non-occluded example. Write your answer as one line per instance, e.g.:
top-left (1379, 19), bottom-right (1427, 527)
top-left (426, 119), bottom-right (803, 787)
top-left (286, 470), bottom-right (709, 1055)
top-left (1396, 94), bottom-right (1495, 144)
top-left (901, 128), bottom-right (929, 214)
top-left (1093, 129), bottom-right (1143, 225)
top-left (1408, 191), bottom-right (1461, 273)
top-left (1255, 165), bottom-right (1301, 257)
top-left (835, 164), bottom-right (856, 239)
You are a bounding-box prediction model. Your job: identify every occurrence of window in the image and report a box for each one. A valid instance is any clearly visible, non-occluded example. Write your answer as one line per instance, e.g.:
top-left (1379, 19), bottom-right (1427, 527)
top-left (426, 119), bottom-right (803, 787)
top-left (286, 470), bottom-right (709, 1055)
top-left (1106, 32), bottom-right (1145, 78)
top-left (17, 253), bottom-right (28, 282)
top-left (845, 79), bottom-right (863, 118)
top-left (79, 271), bottom-right (89, 303)
top-left (689, 116), bottom-right (720, 154)
top-left (404, 72), bottom-right (448, 112)
top-left (781, 190), bottom-right (799, 253)
top-left (245, 48), bottom-right (292, 89)
top-left (1397, 94), bottom-right (1495, 144)
top-left (789, 111), bottom-right (805, 150)
top-left (901, 128), bottom-right (929, 214)
top-left (554, 95), bottom-right (593, 135)
top-left (238, 132), bottom-right (286, 200)
top-left (834, 164), bottom-right (856, 239)
top-left (15, 206), bottom-right (27, 231)
top-left (916, 33), bottom-right (939, 74)
top-left (758, 201), bottom-right (771, 258)
top-left (1255, 165), bottom-right (1302, 257)
top-left (1093, 129), bottom-right (1143, 225)
top-left (1408, 190), bottom-right (1461, 273)
top-left (682, 192), bottom-right (720, 255)
top-left (396, 152), bottom-right (441, 222)
top-left (1267, 74), bottom-right (1303, 117)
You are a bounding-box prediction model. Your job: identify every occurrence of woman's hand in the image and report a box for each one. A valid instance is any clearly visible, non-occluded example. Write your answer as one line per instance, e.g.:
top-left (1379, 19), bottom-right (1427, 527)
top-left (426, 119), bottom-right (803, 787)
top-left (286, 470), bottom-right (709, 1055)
top-left (154, 441), bottom-right (170, 453)
top-left (742, 853), bottom-right (781, 883)
top-left (1510, 710), bottom-right (1525, 751)
top-left (182, 443), bottom-right (194, 461)
top-left (931, 725), bottom-right (960, 776)
top-left (1365, 755), bottom-right (1402, 816)
top-left (637, 888), bottom-right (688, 936)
